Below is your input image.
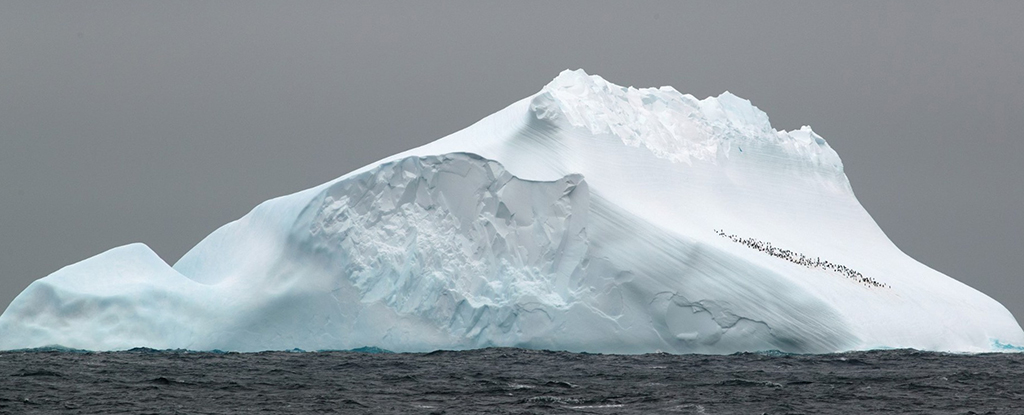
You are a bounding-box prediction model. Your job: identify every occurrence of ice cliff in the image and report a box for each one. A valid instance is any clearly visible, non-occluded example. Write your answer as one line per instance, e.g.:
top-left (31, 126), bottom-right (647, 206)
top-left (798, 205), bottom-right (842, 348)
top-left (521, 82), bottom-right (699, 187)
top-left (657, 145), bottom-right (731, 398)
top-left (2, 69), bottom-right (1022, 353)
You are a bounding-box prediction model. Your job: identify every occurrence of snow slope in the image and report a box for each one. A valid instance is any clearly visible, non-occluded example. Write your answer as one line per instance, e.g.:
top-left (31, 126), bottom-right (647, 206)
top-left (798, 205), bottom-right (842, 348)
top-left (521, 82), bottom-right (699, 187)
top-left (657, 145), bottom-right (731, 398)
top-left (2, 70), bottom-right (1021, 353)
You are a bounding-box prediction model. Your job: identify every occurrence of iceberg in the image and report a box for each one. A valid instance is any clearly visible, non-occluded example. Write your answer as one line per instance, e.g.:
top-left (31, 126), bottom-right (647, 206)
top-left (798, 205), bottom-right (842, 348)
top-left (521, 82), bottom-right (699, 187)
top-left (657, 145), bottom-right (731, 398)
top-left (2, 70), bottom-right (1021, 353)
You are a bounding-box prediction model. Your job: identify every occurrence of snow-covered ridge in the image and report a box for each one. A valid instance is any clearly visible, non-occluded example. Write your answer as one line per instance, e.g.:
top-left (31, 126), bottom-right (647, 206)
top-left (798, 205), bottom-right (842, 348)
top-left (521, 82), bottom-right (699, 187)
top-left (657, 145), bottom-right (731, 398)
top-left (531, 69), bottom-right (842, 171)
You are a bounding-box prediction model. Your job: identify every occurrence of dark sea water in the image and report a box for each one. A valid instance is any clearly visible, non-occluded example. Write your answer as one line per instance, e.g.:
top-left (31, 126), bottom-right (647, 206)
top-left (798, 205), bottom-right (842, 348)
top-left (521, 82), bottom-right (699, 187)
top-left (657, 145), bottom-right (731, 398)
top-left (1, 348), bottom-right (1022, 414)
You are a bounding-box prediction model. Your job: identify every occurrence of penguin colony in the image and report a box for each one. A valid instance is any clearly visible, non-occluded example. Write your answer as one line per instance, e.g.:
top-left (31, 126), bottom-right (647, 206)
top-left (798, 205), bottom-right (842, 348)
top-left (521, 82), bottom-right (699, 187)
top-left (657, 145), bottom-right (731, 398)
top-left (715, 230), bottom-right (889, 289)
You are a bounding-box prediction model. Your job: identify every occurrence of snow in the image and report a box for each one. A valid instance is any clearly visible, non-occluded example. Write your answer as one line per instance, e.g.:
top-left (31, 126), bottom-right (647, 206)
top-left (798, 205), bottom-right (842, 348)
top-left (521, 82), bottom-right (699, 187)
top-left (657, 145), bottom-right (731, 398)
top-left (1, 69), bottom-right (1021, 353)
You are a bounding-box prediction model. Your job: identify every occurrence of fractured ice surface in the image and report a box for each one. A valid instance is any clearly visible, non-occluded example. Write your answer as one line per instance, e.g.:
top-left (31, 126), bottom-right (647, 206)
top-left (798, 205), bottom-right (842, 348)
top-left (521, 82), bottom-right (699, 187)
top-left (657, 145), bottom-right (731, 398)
top-left (2, 69), bottom-right (1022, 353)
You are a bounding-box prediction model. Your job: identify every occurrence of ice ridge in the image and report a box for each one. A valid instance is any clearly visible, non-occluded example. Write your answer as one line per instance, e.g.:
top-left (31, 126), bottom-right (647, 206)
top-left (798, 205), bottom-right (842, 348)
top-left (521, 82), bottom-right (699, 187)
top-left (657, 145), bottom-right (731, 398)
top-left (530, 69), bottom-right (842, 172)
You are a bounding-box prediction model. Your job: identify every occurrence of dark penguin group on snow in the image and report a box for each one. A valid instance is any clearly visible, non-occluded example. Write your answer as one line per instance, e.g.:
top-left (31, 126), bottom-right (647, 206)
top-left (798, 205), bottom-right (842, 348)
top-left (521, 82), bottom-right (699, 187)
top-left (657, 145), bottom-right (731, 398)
top-left (715, 229), bottom-right (889, 289)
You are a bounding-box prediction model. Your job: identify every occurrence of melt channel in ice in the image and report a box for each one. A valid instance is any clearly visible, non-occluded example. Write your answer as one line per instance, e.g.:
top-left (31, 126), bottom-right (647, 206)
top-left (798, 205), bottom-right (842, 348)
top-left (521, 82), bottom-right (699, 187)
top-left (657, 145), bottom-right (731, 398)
top-left (2, 69), bottom-right (1021, 353)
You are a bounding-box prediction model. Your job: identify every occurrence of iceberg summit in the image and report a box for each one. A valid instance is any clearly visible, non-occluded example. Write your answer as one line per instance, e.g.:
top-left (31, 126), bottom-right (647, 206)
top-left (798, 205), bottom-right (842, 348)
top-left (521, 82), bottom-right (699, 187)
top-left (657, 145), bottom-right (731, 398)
top-left (2, 70), bottom-right (1022, 353)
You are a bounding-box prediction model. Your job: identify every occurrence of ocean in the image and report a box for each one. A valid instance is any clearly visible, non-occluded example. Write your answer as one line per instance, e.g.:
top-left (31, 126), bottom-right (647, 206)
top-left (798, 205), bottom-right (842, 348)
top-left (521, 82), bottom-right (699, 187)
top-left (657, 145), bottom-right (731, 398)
top-left (1, 348), bottom-right (1021, 414)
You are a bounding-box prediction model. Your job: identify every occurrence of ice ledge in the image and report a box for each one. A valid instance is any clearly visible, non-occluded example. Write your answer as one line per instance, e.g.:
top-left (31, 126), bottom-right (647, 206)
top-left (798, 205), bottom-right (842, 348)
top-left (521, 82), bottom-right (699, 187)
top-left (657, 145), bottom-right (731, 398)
top-left (530, 69), bottom-right (843, 173)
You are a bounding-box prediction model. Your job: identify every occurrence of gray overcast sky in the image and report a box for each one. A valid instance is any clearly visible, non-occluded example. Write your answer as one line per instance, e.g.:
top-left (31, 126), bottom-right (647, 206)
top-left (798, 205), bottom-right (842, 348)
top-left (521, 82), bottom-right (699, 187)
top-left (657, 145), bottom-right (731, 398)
top-left (2, 1), bottom-right (1022, 324)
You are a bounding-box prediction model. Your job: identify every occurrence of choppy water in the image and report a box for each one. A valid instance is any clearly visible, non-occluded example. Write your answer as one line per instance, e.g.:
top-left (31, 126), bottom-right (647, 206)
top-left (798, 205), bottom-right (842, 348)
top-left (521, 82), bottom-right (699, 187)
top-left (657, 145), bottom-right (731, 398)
top-left (1, 348), bottom-right (1022, 414)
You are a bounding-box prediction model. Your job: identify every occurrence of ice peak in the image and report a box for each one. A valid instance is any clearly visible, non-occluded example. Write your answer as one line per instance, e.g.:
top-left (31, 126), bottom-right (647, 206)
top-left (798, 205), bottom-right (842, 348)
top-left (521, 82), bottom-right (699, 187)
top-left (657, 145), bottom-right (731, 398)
top-left (530, 69), bottom-right (842, 173)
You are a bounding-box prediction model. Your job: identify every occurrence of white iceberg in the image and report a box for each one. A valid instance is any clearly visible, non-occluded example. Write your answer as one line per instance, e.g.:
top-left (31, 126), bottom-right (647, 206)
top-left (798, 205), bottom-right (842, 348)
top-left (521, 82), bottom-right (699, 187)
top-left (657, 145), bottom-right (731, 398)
top-left (2, 70), bottom-right (1021, 353)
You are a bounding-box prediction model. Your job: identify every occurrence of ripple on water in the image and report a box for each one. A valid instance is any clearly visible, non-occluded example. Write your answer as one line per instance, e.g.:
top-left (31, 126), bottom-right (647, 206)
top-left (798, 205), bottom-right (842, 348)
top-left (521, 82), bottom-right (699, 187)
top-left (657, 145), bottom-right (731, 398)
top-left (0, 348), bottom-right (1020, 414)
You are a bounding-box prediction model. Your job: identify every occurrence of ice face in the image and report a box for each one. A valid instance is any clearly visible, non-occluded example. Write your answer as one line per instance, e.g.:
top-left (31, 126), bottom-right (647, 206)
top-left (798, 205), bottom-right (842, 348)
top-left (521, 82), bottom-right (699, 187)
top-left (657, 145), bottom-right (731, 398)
top-left (0, 243), bottom-right (209, 351)
top-left (1, 70), bottom-right (1021, 353)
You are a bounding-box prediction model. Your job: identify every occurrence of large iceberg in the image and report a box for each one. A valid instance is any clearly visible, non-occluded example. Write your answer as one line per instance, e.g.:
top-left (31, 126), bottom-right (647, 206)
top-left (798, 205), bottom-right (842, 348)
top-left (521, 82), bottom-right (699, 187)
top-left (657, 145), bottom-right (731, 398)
top-left (2, 70), bottom-right (1021, 353)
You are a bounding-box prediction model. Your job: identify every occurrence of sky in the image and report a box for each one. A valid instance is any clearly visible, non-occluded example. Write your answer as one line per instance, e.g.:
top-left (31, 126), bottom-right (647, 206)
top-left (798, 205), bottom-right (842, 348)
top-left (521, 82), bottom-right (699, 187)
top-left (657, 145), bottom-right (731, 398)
top-left (1, 1), bottom-right (1022, 324)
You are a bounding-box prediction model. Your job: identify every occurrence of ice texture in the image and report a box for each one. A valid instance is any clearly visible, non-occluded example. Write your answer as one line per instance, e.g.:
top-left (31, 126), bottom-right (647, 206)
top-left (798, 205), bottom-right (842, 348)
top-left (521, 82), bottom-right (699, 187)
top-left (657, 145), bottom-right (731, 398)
top-left (2, 69), bottom-right (1021, 353)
